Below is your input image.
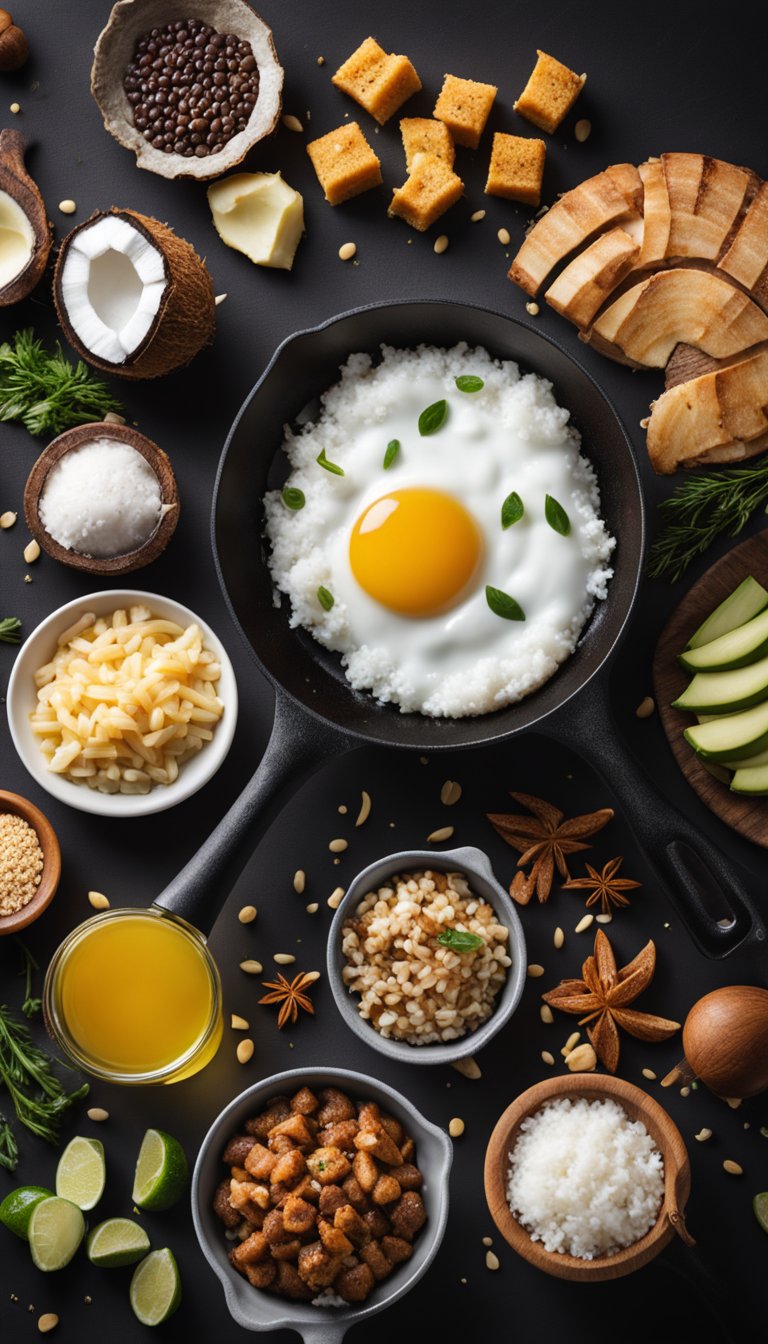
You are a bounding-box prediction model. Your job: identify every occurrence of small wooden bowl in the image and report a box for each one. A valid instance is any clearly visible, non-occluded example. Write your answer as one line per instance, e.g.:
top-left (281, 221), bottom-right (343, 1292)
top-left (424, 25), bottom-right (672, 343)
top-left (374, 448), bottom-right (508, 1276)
top-left (484, 1074), bottom-right (692, 1282)
top-left (0, 790), bottom-right (61, 935)
top-left (24, 421), bottom-right (179, 575)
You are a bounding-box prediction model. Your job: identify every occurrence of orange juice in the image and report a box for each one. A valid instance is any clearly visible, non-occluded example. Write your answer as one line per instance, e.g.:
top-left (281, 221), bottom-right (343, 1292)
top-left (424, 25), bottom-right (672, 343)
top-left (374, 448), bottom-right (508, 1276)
top-left (45, 909), bottom-right (222, 1083)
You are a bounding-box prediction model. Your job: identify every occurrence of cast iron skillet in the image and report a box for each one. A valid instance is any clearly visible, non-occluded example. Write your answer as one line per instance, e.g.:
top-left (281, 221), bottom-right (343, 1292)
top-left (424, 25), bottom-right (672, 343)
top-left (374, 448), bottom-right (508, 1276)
top-left (154, 301), bottom-right (765, 960)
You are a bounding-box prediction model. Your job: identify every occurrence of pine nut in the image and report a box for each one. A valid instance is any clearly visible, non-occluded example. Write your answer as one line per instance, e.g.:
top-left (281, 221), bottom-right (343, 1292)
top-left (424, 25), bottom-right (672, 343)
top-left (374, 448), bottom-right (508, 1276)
top-left (723, 1159), bottom-right (743, 1175)
top-left (87, 1107), bottom-right (109, 1122)
top-left (301, 971), bottom-right (321, 984)
top-left (451, 1055), bottom-right (481, 1079)
top-left (562, 1031), bottom-right (581, 1056)
top-left (306, 902), bottom-right (319, 914)
top-left (566, 1043), bottom-right (597, 1072)
top-left (88, 890), bottom-right (110, 910)
top-left (38, 1316), bottom-right (59, 1334)
top-left (338, 242), bottom-right (357, 261)
top-left (470, 209), bottom-right (486, 222)
top-left (433, 234), bottom-right (449, 254)
top-left (553, 926), bottom-right (564, 949)
top-left (525, 301), bottom-right (540, 316)
top-left (328, 887), bottom-right (345, 909)
top-left (239, 959), bottom-right (263, 974)
top-left (642, 1068), bottom-right (657, 1080)
top-left (0, 510), bottom-right (16, 528)
top-left (485, 1250), bottom-right (500, 1271)
top-left (58, 199), bottom-right (77, 214)
top-left (725, 1096), bottom-right (742, 1109)
top-left (316, 55), bottom-right (325, 65)
top-left (440, 780), bottom-right (462, 806)
top-left (355, 791), bottom-right (371, 826)
top-left (448, 1117), bottom-right (465, 1137)
top-left (540, 1004), bottom-right (554, 1024)
top-left (231, 1014), bottom-right (249, 1030)
top-left (236, 1039), bottom-right (254, 1064)
top-left (574, 118), bottom-right (591, 142)
top-left (695, 1128), bottom-right (712, 1142)
top-left (680, 1085), bottom-right (691, 1097)
top-left (527, 963), bottom-right (545, 978)
top-left (574, 914), bottom-right (594, 933)
top-left (273, 953), bottom-right (296, 965)
top-left (636, 696), bottom-right (655, 719)
top-left (596, 912), bottom-right (613, 924)
top-left (9, 101), bottom-right (20, 114)
top-left (541, 1051), bottom-right (555, 1065)
top-left (282, 114), bottom-right (304, 132)
top-left (215, 292), bottom-right (228, 305)
top-left (23, 539), bottom-right (40, 563)
top-left (427, 825), bottom-right (455, 842)
top-left (238, 905), bottom-right (257, 924)
top-left (329, 838), bottom-right (348, 853)
top-left (497, 227), bottom-right (510, 245)
top-left (338, 804), bottom-right (348, 814)
top-left (293, 870), bottom-right (306, 893)
top-left (481, 1235), bottom-right (493, 1246)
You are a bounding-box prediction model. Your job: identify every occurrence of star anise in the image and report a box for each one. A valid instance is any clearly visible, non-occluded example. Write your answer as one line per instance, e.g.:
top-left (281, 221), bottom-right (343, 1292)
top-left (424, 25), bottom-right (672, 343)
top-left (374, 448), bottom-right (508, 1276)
top-left (542, 929), bottom-right (680, 1072)
top-left (259, 971), bottom-right (319, 1030)
top-left (563, 856), bottom-right (641, 913)
top-left (487, 792), bottom-right (614, 904)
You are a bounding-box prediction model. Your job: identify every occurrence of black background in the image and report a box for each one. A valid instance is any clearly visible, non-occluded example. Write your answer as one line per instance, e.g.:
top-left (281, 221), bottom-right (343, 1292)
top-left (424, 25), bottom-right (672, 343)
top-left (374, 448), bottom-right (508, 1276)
top-left (0, 2), bottom-right (766, 1340)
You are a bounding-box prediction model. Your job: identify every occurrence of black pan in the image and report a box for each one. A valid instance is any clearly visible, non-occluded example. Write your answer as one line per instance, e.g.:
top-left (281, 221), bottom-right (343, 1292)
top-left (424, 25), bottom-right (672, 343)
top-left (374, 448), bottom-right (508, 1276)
top-left (154, 301), bottom-right (765, 960)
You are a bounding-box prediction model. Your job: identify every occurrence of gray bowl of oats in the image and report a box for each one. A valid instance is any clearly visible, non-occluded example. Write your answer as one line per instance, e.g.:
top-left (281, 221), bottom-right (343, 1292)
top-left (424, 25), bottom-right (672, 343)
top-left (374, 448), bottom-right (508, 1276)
top-left (327, 846), bottom-right (527, 1065)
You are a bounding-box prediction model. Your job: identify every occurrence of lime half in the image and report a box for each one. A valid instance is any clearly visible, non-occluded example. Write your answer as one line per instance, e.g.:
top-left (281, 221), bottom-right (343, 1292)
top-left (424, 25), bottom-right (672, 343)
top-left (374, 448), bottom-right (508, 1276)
top-left (132, 1130), bottom-right (189, 1212)
top-left (56, 1136), bottom-right (106, 1211)
top-left (0, 1186), bottom-right (54, 1240)
top-left (130, 1248), bottom-right (181, 1326)
top-left (754, 1192), bottom-right (768, 1234)
top-left (87, 1217), bottom-right (151, 1267)
top-left (29, 1196), bottom-right (85, 1271)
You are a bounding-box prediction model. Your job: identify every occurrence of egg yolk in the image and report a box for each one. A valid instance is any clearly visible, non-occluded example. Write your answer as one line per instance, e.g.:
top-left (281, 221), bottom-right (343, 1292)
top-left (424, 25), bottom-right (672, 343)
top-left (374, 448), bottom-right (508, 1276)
top-left (349, 488), bottom-right (483, 616)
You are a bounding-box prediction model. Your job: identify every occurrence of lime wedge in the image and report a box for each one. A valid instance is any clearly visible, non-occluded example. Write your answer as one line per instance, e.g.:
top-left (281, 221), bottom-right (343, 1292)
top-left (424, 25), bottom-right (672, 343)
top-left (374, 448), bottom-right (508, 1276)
top-left (87, 1217), bottom-right (151, 1267)
top-left (754, 1191), bottom-right (768, 1234)
top-left (130, 1248), bottom-right (181, 1326)
top-left (0, 1186), bottom-right (54, 1240)
top-left (28, 1196), bottom-right (85, 1271)
top-left (56, 1136), bottom-right (106, 1211)
top-left (132, 1129), bottom-right (189, 1212)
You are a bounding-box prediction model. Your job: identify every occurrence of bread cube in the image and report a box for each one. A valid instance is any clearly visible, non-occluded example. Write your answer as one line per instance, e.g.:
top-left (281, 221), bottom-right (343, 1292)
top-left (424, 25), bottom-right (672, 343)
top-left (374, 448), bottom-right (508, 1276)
top-left (400, 117), bottom-right (455, 172)
top-left (485, 132), bottom-right (546, 205)
top-left (433, 73), bottom-right (497, 149)
top-left (388, 152), bottom-right (464, 232)
top-left (306, 122), bottom-right (383, 206)
top-left (514, 50), bottom-right (586, 134)
top-left (332, 36), bottom-right (421, 125)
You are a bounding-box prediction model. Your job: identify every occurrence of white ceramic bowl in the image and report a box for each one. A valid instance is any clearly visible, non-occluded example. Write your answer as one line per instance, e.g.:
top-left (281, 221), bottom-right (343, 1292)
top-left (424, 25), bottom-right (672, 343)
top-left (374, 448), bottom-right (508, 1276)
top-left (6, 589), bottom-right (238, 818)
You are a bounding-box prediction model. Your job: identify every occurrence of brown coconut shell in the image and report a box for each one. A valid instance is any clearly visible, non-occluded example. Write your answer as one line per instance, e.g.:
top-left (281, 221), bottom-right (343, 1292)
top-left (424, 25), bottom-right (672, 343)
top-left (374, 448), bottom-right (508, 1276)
top-left (91, 0), bottom-right (283, 182)
top-left (0, 128), bottom-right (52, 306)
top-left (24, 420), bottom-right (180, 575)
top-left (53, 208), bottom-right (216, 380)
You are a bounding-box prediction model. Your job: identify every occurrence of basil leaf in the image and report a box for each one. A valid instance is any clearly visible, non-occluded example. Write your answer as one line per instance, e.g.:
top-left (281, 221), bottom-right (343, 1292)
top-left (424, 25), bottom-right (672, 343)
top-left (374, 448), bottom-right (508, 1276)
top-left (317, 586), bottom-right (335, 611)
top-left (418, 399), bottom-right (448, 436)
top-left (545, 494), bottom-right (571, 536)
top-left (486, 585), bottom-right (525, 621)
top-left (437, 928), bottom-right (485, 953)
top-left (455, 375), bottom-right (484, 393)
top-left (317, 448), bottom-right (344, 477)
top-left (281, 486), bottom-right (305, 511)
top-left (501, 492), bottom-right (524, 529)
top-left (383, 439), bottom-right (400, 470)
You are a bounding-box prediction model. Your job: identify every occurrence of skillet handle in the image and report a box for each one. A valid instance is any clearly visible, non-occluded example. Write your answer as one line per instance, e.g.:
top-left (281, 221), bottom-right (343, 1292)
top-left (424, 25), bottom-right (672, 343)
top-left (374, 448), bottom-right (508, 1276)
top-left (296, 1324), bottom-right (348, 1343)
top-left (545, 680), bottom-right (767, 963)
top-left (154, 692), bottom-right (352, 935)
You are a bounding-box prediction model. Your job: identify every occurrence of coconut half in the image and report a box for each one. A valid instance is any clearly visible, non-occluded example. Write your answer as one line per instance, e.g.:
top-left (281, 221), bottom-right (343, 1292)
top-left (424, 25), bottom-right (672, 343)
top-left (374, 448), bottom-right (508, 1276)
top-left (91, 0), bottom-right (283, 182)
top-left (53, 208), bottom-right (215, 379)
top-left (0, 128), bottom-right (51, 306)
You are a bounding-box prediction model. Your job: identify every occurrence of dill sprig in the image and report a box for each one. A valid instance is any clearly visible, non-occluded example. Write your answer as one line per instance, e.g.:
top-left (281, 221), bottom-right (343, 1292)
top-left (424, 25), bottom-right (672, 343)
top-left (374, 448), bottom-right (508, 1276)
top-left (0, 328), bottom-right (124, 436)
top-left (0, 616), bottom-right (22, 644)
top-left (648, 454), bottom-right (768, 582)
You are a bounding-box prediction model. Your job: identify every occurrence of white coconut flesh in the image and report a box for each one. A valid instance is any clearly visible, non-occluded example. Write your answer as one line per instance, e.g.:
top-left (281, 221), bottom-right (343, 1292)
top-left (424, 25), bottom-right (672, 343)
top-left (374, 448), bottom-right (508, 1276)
top-left (0, 187), bottom-right (35, 289)
top-left (59, 216), bottom-right (167, 366)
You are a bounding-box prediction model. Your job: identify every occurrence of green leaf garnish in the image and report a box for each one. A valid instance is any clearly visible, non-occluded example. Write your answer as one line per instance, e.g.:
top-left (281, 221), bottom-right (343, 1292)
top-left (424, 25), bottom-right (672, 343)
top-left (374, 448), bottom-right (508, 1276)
top-left (0, 328), bottom-right (124, 437)
top-left (418, 399), bottom-right (448, 436)
top-left (0, 616), bottom-right (22, 644)
top-left (545, 495), bottom-right (571, 536)
top-left (486, 586), bottom-right (525, 621)
top-left (437, 928), bottom-right (484, 953)
top-left (317, 586), bottom-right (335, 611)
top-left (281, 486), bottom-right (305, 511)
top-left (501, 492), bottom-right (524, 529)
top-left (317, 448), bottom-right (344, 477)
top-left (383, 439), bottom-right (400, 470)
top-left (455, 375), bottom-right (484, 393)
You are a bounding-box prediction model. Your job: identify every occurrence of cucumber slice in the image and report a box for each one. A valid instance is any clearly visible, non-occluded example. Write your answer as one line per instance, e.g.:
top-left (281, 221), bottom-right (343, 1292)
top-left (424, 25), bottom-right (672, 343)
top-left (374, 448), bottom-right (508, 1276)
top-left (673, 654), bottom-right (768, 714)
top-left (680, 608), bottom-right (768, 672)
top-left (687, 576), bottom-right (768, 649)
top-left (731, 762), bottom-right (768, 795)
top-left (721, 745), bottom-right (768, 770)
top-left (684, 700), bottom-right (768, 761)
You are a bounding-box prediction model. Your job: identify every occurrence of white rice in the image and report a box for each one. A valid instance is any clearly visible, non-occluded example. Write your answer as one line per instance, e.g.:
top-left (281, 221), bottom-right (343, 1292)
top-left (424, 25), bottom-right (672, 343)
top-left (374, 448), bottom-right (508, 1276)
top-left (506, 1097), bottom-right (665, 1259)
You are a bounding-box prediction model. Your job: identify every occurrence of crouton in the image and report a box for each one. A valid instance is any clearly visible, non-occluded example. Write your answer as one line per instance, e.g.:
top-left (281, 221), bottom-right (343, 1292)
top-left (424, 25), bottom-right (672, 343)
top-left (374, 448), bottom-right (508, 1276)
top-left (307, 1146), bottom-right (351, 1185)
top-left (400, 117), bottom-right (455, 172)
top-left (341, 1174), bottom-right (369, 1213)
top-left (360, 1239), bottom-right (391, 1281)
top-left (389, 1191), bottom-right (426, 1240)
top-left (380, 1114), bottom-right (406, 1147)
top-left (298, 1240), bottom-right (342, 1291)
top-left (382, 1234), bottom-right (413, 1265)
top-left (363, 1208), bottom-right (391, 1239)
top-left (269, 1113), bottom-right (316, 1150)
top-left (318, 1089), bottom-right (357, 1127)
top-left (334, 1262), bottom-right (376, 1302)
top-left (514, 50), bottom-right (586, 134)
top-left (245, 1098), bottom-right (290, 1138)
top-left (230, 1230), bottom-right (269, 1268)
top-left (213, 1178), bottom-right (241, 1228)
top-left (388, 152), bottom-right (463, 232)
top-left (354, 1128), bottom-right (403, 1166)
top-left (270, 1148), bottom-right (307, 1189)
top-left (244, 1260), bottom-right (277, 1289)
top-left (307, 122), bottom-right (383, 205)
top-left (319, 1184), bottom-right (348, 1218)
top-left (244, 1142), bottom-right (277, 1182)
top-left (332, 36), bottom-right (421, 125)
top-left (433, 73), bottom-right (497, 149)
top-left (318, 1218), bottom-right (353, 1256)
top-left (485, 132), bottom-right (546, 205)
top-left (357, 1101), bottom-right (382, 1131)
top-left (270, 1238), bottom-right (303, 1262)
top-left (334, 1204), bottom-right (370, 1247)
top-left (290, 1086), bottom-right (319, 1115)
top-left (229, 1179), bottom-right (271, 1220)
top-left (353, 1149), bottom-right (379, 1194)
top-left (262, 1208), bottom-right (291, 1246)
top-left (282, 1195), bottom-right (317, 1236)
top-left (275, 1260), bottom-right (314, 1300)
top-left (390, 1163), bottom-right (423, 1191)
top-left (222, 1134), bottom-right (255, 1167)
top-left (372, 1174), bottom-right (401, 1206)
top-left (318, 1119), bottom-right (359, 1152)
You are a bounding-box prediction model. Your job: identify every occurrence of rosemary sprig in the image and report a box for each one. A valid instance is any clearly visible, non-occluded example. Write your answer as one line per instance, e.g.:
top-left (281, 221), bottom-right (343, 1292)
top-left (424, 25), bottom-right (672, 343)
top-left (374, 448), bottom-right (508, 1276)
top-left (0, 328), bottom-right (124, 436)
top-left (648, 454), bottom-right (768, 582)
top-left (0, 1115), bottom-right (19, 1171)
top-left (0, 616), bottom-right (22, 644)
top-left (0, 1004), bottom-right (88, 1164)
top-left (15, 938), bottom-right (41, 1018)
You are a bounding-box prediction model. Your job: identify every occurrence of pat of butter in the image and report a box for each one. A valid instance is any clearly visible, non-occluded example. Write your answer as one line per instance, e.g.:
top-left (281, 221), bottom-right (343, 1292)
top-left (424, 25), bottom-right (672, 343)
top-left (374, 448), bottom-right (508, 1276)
top-left (0, 187), bottom-right (34, 290)
top-left (207, 172), bottom-right (304, 271)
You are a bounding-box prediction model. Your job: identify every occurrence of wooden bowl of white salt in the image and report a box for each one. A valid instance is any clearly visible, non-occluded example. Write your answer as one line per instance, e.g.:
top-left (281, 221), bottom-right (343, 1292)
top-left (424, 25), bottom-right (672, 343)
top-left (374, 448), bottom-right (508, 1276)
top-left (24, 420), bottom-right (179, 575)
top-left (484, 1074), bottom-right (692, 1281)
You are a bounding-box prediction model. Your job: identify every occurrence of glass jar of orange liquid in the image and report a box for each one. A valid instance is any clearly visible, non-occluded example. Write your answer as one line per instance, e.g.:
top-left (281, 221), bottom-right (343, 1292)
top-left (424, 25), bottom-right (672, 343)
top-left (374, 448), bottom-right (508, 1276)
top-left (43, 908), bottom-right (223, 1085)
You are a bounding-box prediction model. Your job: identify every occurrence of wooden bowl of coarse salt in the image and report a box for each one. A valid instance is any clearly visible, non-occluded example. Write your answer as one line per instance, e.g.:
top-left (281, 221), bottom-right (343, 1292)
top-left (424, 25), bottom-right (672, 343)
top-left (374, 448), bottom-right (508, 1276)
top-left (0, 790), bottom-right (61, 935)
top-left (484, 1073), bottom-right (692, 1281)
top-left (24, 420), bottom-right (179, 575)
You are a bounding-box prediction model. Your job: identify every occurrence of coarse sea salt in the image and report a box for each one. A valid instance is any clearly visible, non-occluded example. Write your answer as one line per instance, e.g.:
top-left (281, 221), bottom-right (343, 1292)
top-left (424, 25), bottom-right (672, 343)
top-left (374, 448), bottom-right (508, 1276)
top-left (39, 438), bottom-right (162, 558)
top-left (507, 1097), bottom-right (664, 1260)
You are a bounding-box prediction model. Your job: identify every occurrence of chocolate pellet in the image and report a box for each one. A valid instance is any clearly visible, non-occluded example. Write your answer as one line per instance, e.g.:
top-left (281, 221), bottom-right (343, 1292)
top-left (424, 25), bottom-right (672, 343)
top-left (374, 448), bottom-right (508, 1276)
top-left (123, 17), bottom-right (259, 158)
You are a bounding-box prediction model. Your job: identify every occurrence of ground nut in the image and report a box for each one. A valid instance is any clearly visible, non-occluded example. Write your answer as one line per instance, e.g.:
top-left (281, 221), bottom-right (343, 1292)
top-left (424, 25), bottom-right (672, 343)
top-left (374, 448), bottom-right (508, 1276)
top-left (723, 1159), bottom-right (743, 1175)
top-left (566, 1043), bottom-right (597, 1072)
top-left (87, 1107), bottom-right (109, 1122)
top-left (293, 870), bottom-right (306, 893)
top-left (88, 890), bottom-right (110, 910)
top-left (553, 927), bottom-right (564, 949)
top-left (23, 538), bottom-right (40, 563)
top-left (338, 241), bottom-right (357, 261)
top-left (38, 1316), bottom-right (59, 1334)
top-left (0, 510), bottom-right (16, 528)
top-left (282, 114), bottom-right (304, 132)
top-left (497, 227), bottom-right (510, 245)
top-left (427, 826), bottom-right (454, 842)
top-left (238, 905), bottom-right (257, 924)
top-left (636, 696), bottom-right (656, 719)
top-left (574, 914), bottom-right (594, 933)
top-left (231, 1014), bottom-right (249, 1030)
top-left (527, 964), bottom-right (545, 978)
top-left (448, 1117), bottom-right (465, 1138)
top-left (236, 1039), bottom-right (254, 1064)
top-left (485, 1250), bottom-right (500, 1270)
top-left (240, 959), bottom-right (263, 974)
top-left (433, 234), bottom-right (449, 254)
top-left (328, 887), bottom-right (345, 909)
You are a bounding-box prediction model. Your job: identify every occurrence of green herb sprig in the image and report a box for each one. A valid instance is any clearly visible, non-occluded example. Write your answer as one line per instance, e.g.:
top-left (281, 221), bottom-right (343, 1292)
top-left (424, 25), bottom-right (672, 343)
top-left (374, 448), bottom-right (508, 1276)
top-left (316, 448), bottom-right (344, 477)
top-left (317, 586), bottom-right (334, 611)
top-left (455, 375), bottom-right (484, 393)
top-left (16, 939), bottom-right (41, 1019)
top-left (0, 1004), bottom-right (88, 1168)
top-left (545, 495), bottom-right (571, 536)
top-left (0, 329), bottom-right (124, 437)
top-left (437, 928), bottom-right (484, 953)
top-left (383, 439), bottom-right (400, 470)
top-left (486, 585), bottom-right (525, 621)
top-left (648, 455), bottom-right (768, 582)
top-left (418, 400), bottom-right (448, 436)
top-left (0, 616), bottom-right (21, 644)
top-left (501, 493), bottom-right (524, 529)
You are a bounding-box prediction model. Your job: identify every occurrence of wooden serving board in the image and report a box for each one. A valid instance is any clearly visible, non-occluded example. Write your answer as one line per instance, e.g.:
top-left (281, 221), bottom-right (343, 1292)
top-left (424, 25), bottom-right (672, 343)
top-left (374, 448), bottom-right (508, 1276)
top-left (653, 531), bottom-right (768, 848)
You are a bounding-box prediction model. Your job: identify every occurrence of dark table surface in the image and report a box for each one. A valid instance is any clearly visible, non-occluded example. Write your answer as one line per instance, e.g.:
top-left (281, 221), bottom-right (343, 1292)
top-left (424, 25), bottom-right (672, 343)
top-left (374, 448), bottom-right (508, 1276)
top-left (1, 1), bottom-right (766, 1340)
